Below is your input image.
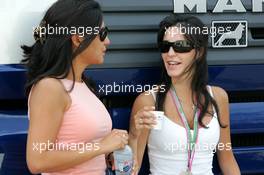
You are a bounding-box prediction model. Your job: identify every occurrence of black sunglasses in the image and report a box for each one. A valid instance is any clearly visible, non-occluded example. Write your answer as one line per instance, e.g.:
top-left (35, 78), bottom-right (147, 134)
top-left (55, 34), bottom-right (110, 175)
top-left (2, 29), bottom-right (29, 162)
top-left (159, 40), bottom-right (194, 53)
top-left (99, 27), bottom-right (109, 41)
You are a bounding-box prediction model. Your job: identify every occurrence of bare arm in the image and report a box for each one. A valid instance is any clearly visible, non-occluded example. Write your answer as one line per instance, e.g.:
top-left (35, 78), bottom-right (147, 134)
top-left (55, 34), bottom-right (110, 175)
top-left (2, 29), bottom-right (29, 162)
top-left (129, 92), bottom-right (156, 174)
top-left (27, 78), bottom-right (128, 174)
top-left (213, 86), bottom-right (241, 175)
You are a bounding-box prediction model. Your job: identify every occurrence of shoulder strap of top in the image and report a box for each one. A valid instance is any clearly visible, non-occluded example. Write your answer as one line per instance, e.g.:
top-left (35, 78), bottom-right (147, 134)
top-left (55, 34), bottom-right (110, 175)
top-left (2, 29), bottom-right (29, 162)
top-left (207, 85), bottom-right (214, 98)
top-left (149, 89), bottom-right (157, 102)
top-left (207, 85), bottom-right (218, 117)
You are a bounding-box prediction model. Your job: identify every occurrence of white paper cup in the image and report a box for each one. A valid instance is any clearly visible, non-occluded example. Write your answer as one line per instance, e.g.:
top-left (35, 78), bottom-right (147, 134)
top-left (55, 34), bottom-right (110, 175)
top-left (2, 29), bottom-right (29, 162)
top-left (150, 111), bottom-right (164, 130)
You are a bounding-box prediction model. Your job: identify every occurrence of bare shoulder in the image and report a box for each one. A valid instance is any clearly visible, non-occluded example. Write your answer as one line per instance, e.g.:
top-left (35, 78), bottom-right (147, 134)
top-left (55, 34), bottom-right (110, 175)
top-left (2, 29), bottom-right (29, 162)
top-left (30, 78), bottom-right (69, 111)
top-left (211, 86), bottom-right (230, 125)
top-left (131, 91), bottom-right (156, 116)
top-left (32, 77), bottom-right (65, 93)
top-left (133, 85), bottom-right (164, 107)
top-left (133, 91), bottom-right (155, 108)
top-left (211, 86), bottom-right (229, 105)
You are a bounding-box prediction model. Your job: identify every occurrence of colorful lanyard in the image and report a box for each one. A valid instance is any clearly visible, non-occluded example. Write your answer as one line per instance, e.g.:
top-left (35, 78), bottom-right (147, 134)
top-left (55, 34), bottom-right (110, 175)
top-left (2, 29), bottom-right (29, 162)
top-left (169, 86), bottom-right (200, 172)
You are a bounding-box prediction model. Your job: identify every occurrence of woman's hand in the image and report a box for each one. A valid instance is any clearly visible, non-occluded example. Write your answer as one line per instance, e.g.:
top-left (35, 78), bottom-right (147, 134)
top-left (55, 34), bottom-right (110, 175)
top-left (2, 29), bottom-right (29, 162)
top-left (99, 129), bottom-right (129, 154)
top-left (134, 106), bottom-right (156, 133)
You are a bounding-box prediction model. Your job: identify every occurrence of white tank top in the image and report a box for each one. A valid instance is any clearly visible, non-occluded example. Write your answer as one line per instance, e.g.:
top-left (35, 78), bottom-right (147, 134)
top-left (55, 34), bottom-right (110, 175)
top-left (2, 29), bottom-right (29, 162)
top-left (148, 86), bottom-right (220, 175)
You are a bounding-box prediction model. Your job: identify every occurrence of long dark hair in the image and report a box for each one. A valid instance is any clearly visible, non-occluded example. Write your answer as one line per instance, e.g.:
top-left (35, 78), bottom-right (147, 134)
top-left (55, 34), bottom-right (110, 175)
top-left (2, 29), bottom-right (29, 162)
top-left (156, 14), bottom-right (226, 128)
top-left (21, 0), bottom-right (103, 95)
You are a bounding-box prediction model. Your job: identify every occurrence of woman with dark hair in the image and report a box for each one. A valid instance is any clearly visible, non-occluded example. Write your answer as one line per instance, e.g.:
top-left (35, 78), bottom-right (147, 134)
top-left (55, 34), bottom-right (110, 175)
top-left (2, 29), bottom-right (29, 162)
top-left (129, 14), bottom-right (240, 175)
top-left (22, 0), bottom-right (128, 174)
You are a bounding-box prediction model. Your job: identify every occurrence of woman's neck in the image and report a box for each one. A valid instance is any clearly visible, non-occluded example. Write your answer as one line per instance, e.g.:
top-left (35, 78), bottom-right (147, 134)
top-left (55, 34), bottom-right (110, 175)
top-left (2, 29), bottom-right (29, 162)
top-left (171, 76), bottom-right (194, 103)
top-left (171, 75), bottom-right (191, 90)
top-left (67, 59), bottom-right (87, 82)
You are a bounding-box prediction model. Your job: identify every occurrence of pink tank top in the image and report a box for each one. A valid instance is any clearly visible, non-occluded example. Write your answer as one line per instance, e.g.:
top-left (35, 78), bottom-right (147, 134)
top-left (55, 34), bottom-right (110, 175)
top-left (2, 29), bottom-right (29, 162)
top-left (29, 79), bottom-right (112, 175)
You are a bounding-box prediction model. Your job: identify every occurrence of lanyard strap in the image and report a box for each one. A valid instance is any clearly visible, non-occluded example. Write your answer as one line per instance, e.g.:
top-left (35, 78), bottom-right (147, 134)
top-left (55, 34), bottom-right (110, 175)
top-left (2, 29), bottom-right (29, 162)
top-left (169, 87), bottom-right (200, 172)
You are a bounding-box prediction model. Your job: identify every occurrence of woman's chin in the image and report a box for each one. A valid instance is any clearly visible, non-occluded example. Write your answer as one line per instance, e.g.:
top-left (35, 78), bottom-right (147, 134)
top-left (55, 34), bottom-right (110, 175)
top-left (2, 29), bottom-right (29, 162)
top-left (96, 57), bottom-right (104, 64)
top-left (99, 60), bottom-right (104, 64)
top-left (167, 70), bottom-right (183, 78)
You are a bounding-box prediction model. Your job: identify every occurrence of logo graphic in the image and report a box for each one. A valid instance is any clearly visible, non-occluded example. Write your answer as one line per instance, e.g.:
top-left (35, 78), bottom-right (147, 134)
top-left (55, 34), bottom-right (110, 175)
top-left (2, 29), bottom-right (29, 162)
top-left (117, 160), bottom-right (132, 173)
top-left (122, 160), bottom-right (132, 172)
top-left (212, 21), bottom-right (248, 48)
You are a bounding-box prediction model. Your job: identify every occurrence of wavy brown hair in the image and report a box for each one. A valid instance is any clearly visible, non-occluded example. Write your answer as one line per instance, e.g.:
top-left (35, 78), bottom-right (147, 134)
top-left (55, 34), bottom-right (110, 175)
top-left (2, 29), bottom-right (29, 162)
top-left (156, 14), bottom-right (226, 128)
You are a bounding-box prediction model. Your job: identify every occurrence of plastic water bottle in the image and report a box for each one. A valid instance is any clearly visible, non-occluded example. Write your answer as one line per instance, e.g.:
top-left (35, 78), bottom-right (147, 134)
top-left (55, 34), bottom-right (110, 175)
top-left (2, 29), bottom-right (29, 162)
top-left (113, 145), bottom-right (133, 175)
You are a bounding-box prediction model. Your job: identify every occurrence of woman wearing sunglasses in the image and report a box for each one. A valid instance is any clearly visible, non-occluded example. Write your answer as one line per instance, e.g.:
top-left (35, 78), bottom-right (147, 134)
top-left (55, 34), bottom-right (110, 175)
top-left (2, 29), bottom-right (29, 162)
top-left (22, 0), bottom-right (128, 174)
top-left (129, 14), bottom-right (240, 175)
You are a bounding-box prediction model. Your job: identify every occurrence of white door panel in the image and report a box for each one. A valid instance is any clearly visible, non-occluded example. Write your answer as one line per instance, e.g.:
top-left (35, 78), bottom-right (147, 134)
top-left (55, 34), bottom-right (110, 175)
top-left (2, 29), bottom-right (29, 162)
top-left (0, 0), bottom-right (56, 64)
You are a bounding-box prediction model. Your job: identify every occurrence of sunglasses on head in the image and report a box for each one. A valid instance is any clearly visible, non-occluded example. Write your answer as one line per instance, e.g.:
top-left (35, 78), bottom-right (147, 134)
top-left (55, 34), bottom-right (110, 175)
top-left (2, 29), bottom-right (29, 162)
top-left (99, 26), bottom-right (109, 41)
top-left (159, 40), bottom-right (194, 53)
